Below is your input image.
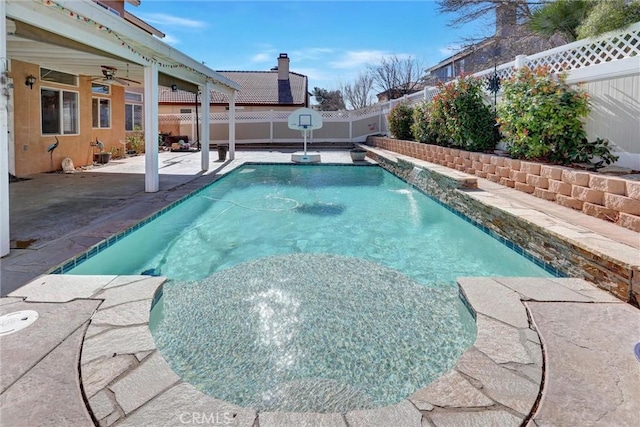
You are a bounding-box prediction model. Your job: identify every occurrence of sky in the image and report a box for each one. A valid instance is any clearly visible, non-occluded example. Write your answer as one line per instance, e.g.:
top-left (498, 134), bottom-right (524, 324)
top-left (133, 0), bottom-right (489, 91)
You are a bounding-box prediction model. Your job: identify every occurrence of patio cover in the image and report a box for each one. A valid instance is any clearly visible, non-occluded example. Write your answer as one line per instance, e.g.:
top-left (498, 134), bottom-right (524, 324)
top-left (0, 0), bottom-right (241, 256)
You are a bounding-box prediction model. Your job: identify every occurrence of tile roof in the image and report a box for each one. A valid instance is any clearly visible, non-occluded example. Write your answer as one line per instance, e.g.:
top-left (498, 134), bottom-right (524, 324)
top-left (158, 71), bottom-right (307, 106)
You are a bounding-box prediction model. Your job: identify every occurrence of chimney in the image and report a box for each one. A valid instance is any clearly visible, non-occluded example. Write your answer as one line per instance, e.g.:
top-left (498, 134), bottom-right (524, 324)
top-left (495, 2), bottom-right (517, 38)
top-left (277, 53), bottom-right (290, 81)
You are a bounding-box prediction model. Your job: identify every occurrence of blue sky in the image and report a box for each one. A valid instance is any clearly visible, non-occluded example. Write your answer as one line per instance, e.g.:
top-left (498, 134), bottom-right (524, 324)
top-left (134, 1), bottom-right (487, 90)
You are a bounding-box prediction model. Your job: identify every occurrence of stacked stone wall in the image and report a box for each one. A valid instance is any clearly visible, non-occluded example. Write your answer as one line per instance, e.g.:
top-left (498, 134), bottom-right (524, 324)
top-left (367, 137), bottom-right (640, 233)
top-left (364, 148), bottom-right (639, 306)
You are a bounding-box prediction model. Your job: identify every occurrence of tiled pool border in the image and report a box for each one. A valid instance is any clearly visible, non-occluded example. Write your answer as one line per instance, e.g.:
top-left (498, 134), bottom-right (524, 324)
top-left (50, 162), bottom-right (564, 279)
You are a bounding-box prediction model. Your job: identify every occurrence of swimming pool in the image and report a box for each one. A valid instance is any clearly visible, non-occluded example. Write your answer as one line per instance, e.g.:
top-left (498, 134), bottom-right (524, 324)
top-left (70, 164), bottom-right (553, 412)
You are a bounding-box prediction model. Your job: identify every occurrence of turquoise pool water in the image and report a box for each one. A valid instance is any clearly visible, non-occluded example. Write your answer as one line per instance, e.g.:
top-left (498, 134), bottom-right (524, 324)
top-left (70, 164), bottom-right (553, 412)
top-left (70, 164), bottom-right (552, 282)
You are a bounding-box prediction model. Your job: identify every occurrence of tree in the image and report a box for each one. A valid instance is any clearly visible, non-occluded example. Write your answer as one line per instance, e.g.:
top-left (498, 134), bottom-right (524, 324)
top-left (437, 0), bottom-right (534, 28)
top-left (341, 72), bottom-right (375, 110)
top-left (368, 55), bottom-right (424, 101)
top-left (312, 87), bottom-right (346, 111)
top-left (528, 0), bottom-right (592, 42)
top-left (576, 0), bottom-right (640, 39)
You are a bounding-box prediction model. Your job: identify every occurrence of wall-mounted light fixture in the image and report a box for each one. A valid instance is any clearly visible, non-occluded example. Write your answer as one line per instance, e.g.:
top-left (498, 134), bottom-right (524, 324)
top-left (25, 74), bottom-right (37, 89)
top-left (171, 83), bottom-right (178, 92)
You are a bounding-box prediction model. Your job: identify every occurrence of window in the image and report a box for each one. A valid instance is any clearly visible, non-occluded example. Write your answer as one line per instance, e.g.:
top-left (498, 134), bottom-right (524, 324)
top-left (125, 91), bottom-right (143, 102)
top-left (92, 83), bottom-right (110, 95)
top-left (41, 88), bottom-right (78, 135)
top-left (125, 104), bottom-right (143, 131)
top-left (179, 108), bottom-right (192, 114)
top-left (40, 68), bottom-right (77, 86)
top-left (92, 98), bottom-right (111, 128)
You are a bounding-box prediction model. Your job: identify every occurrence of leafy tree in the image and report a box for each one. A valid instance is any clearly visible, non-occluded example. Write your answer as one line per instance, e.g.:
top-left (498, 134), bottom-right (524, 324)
top-left (312, 87), bottom-right (346, 111)
top-left (577, 0), bottom-right (640, 39)
top-left (528, 0), bottom-right (593, 42)
top-left (368, 55), bottom-right (424, 100)
top-left (341, 72), bottom-right (375, 110)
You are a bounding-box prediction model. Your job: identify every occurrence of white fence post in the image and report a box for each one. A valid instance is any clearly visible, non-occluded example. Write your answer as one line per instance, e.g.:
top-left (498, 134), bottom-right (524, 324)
top-left (270, 109), bottom-right (274, 143)
top-left (515, 55), bottom-right (528, 69)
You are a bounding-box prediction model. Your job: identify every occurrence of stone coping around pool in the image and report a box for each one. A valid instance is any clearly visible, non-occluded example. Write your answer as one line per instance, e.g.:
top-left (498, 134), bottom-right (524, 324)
top-left (5, 273), bottom-right (620, 427)
top-left (7, 273), bottom-right (633, 426)
top-left (359, 144), bottom-right (640, 305)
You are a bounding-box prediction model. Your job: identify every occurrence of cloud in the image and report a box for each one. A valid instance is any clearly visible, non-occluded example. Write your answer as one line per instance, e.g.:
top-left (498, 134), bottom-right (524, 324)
top-left (329, 50), bottom-right (413, 69)
top-left (329, 50), bottom-right (387, 69)
top-left (138, 13), bottom-right (206, 29)
top-left (251, 52), bottom-right (276, 63)
top-left (160, 33), bottom-right (180, 46)
top-left (290, 48), bottom-right (335, 61)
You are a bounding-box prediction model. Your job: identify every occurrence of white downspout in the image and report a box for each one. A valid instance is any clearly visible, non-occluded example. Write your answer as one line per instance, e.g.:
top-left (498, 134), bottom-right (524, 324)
top-left (201, 83), bottom-right (210, 170)
top-left (0, 0), bottom-right (9, 256)
top-left (143, 63), bottom-right (159, 192)
top-left (229, 91), bottom-right (236, 160)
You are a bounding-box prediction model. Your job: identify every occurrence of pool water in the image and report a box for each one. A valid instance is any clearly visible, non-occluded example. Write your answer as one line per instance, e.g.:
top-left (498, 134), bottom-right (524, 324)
top-left (70, 164), bottom-right (551, 283)
top-left (70, 164), bottom-right (552, 412)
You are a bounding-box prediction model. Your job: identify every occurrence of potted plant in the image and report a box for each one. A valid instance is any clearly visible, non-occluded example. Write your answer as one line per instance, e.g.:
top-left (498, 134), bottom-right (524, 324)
top-left (350, 147), bottom-right (367, 162)
top-left (93, 140), bottom-right (111, 164)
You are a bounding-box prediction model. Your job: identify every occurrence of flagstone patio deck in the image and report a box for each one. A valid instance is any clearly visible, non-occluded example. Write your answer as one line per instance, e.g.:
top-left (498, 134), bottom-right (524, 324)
top-left (1, 150), bottom-right (639, 426)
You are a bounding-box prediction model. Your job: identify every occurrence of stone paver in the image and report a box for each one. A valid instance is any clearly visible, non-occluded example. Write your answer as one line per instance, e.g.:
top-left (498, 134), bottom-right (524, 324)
top-left (455, 346), bottom-right (538, 417)
top-left (409, 370), bottom-right (494, 409)
top-left (259, 411), bottom-right (347, 427)
top-left (7, 275), bottom-right (116, 302)
top-left (93, 276), bottom-right (163, 309)
top-left (0, 325), bottom-right (93, 427)
top-left (428, 410), bottom-right (524, 427)
top-left (109, 351), bottom-right (180, 415)
top-left (0, 299), bottom-right (101, 392)
top-left (529, 302), bottom-right (640, 426)
top-left (345, 400), bottom-right (422, 427)
top-left (82, 354), bottom-right (138, 399)
top-left (116, 382), bottom-right (257, 427)
top-left (81, 324), bottom-right (156, 365)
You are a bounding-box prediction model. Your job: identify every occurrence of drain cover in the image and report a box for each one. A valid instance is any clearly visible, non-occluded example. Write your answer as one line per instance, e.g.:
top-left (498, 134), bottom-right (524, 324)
top-left (0, 310), bottom-right (39, 336)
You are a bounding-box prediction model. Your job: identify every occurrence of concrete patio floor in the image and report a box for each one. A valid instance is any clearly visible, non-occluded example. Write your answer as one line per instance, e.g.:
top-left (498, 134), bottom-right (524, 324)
top-left (1, 149), bottom-right (639, 426)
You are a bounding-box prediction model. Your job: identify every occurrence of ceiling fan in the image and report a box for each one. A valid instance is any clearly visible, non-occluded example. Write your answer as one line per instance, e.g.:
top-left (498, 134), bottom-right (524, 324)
top-left (91, 65), bottom-right (141, 86)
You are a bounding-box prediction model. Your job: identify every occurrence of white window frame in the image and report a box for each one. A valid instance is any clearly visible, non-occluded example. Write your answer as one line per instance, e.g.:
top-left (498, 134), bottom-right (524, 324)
top-left (125, 103), bottom-right (143, 131)
top-left (40, 87), bottom-right (79, 136)
top-left (92, 97), bottom-right (111, 129)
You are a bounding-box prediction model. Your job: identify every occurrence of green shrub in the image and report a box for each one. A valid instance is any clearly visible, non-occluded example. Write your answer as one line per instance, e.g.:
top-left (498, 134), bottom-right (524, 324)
top-left (410, 102), bottom-right (433, 143)
top-left (388, 103), bottom-right (414, 141)
top-left (126, 126), bottom-right (145, 154)
top-left (423, 76), bottom-right (497, 151)
top-left (497, 66), bottom-right (617, 167)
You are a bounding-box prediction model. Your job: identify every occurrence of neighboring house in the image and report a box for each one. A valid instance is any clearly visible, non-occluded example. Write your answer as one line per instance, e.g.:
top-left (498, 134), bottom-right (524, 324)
top-left (426, 3), bottom-right (566, 84)
top-left (158, 53), bottom-right (308, 115)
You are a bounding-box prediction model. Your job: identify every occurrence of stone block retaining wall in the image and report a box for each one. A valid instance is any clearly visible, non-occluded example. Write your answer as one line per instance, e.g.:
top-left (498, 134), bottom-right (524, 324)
top-left (367, 137), bottom-right (640, 233)
top-left (364, 148), bottom-right (639, 306)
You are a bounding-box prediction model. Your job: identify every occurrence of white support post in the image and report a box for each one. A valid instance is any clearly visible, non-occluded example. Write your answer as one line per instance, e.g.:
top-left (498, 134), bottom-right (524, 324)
top-left (229, 91), bottom-right (236, 160)
top-left (0, 0), bottom-right (9, 257)
top-left (270, 109), bottom-right (274, 143)
top-left (143, 63), bottom-right (159, 192)
top-left (349, 111), bottom-right (353, 142)
top-left (515, 55), bottom-right (528, 69)
top-left (201, 84), bottom-right (210, 170)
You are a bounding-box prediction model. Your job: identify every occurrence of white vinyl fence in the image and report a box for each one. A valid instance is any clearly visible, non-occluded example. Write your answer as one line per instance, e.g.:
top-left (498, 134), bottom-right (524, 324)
top-left (159, 22), bottom-right (640, 169)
